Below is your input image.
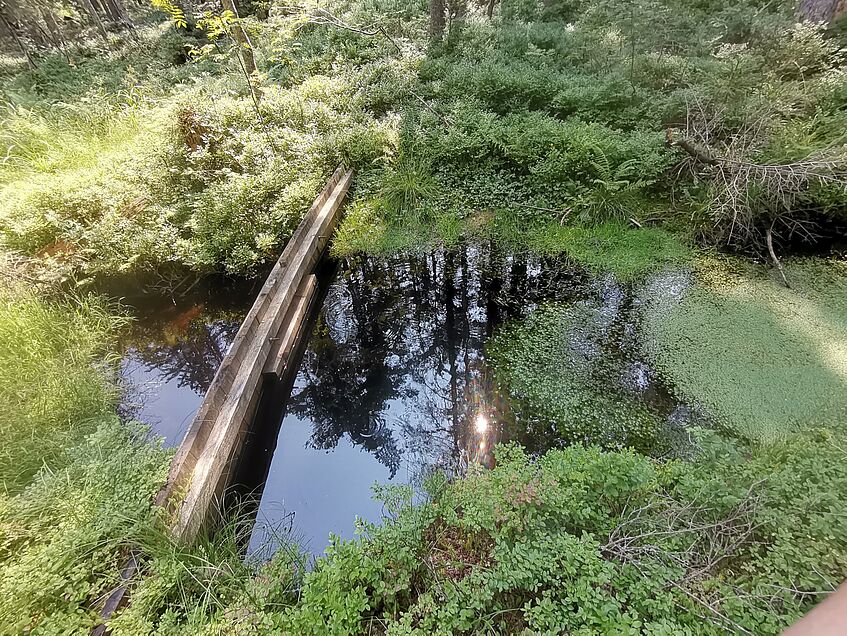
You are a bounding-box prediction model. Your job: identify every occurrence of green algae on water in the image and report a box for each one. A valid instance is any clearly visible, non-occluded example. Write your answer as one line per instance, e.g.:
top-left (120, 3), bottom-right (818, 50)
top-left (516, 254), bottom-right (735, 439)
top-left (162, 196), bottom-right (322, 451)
top-left (487, 287), bottom-right (692, 456)
top-left (641, 258), bottom-right (847, 441)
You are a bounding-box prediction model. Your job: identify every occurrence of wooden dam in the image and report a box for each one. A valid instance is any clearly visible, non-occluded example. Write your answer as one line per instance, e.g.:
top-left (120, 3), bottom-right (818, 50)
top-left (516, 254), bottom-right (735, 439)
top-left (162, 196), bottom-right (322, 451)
top-left (156, 165), bottom-right (353, 541)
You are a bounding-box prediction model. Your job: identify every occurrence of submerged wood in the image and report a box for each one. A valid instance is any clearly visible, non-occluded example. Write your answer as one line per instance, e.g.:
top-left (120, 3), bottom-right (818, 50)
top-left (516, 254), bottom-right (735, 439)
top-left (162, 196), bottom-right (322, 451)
top-left (155, 165), bottom-right (353, 541)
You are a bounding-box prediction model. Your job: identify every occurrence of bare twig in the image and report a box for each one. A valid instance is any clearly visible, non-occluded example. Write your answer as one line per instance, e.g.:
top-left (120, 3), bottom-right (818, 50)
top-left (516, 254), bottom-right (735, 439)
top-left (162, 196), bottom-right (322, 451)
top-left (766, 223), bottom-right (790, 288)
top-left (410, 90), bottom-right (452, 126)
top-left (602, 481), bottom-right (766, 634)
top-left (278, 5), bottom-right (404, 54)
top-left (668, 96), bottom-right (847, 250)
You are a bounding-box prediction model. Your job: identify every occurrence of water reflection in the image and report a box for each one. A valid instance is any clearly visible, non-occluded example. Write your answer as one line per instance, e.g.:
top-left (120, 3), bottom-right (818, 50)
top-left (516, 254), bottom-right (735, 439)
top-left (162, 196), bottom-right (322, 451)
top-left (251, 244), bottom-right (586, 555)
top-left (114, 246), bottom-right (703, 559)
top-left (293, 245), bottom-right (584, 478)
top-left (119, 280), bottom-right (258, 446)
top-left (494, 269), bottom-right (705, 457)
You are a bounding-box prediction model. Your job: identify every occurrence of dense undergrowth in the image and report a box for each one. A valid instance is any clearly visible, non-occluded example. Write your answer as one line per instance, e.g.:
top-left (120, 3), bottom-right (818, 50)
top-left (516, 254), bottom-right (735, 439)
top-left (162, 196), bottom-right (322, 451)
top-left (0, 280), bottom-right (171, 634)
top-left (1, 0), bottom-right (846, 633)
top-left (109, 435), bottom-right (847, 635)
top-left (2, 0), bottom-right (845, 284)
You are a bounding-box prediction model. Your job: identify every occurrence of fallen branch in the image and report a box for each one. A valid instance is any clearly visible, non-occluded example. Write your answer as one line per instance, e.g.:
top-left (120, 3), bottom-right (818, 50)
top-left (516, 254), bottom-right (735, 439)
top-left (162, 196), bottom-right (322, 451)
top-left (666, 129), bottom-right (718, 166)
top-left (766, 224), bottom-right (790, 288)
top-left (410, 90), bottom-right (452, 126)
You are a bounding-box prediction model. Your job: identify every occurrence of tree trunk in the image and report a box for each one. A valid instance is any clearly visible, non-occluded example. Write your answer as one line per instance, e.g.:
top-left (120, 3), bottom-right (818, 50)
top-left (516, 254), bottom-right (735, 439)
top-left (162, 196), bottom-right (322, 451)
top-left (486, 0), bottom-right (496, 18)
top-left (75, 0), bottom-right (109, 40)
top-left (447, 0), bottom-right (466, 38)
top-left (796, 0), bottom-right (847, 22)
top-left (0, 10), bottom-right (34, 68)
top-left (96, 0), bottom-right (119, 22)
top-left (220, 0), bottom-right (257, 78)
top-left (40, 8), bottom-right (66, 50)
top-left (428, 0), bottom-right (445, 40)
top-left (106, 0), bottom-right (133, 28)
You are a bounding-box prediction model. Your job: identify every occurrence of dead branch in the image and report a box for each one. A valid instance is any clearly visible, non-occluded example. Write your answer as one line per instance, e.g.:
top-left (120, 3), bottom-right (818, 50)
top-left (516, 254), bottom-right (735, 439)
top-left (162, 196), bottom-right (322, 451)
top-left (667, 97), bottom-right (847, 250)
top-left (603, 481), bottom-right (764, 587)
top-left (666, 130), bottom-right (718, 165)
top-left (277, 5), bottom-right (403, 54)
top-left (766, 224), bottom-right (790, 288)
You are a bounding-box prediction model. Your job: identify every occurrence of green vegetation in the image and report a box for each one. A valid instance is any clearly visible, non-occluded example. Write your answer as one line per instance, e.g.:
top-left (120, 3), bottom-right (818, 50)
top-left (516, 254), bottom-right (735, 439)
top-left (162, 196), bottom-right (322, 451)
top-left (0, 422), bottom-right (169, 634)
top-left (0, 22), bottom-right (391, 281)
top-left (111, 435), bottom-right (847, 634)
top-left (332, 0), bottom-right (847, 261)
top-left (335, 214), bottom-right (691, 280)
top-left (0, 282), bottom-right (171, 634)
top-left (4, 0), bottom-right (846, 283)
top-left (487, 302), bottom-right (672, 454)
top-left (1, 0), bottom-right (846, 632)
top-left (0, 283), bottom-right (126, 492)
top-left (643, 258), bottom-right (847, 441)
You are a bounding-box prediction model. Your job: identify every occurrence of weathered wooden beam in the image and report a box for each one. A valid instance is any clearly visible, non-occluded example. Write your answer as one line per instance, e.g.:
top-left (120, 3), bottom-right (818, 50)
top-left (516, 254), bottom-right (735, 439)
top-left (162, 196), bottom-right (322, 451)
top-left (264, 274), bottom-right (318, 378)
top-left (155, 166), bottom-right (353, 540)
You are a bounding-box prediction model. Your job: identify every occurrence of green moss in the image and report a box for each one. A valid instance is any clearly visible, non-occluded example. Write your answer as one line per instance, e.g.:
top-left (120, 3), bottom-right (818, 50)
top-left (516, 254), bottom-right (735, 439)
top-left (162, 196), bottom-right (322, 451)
top-left (497, 217), bottom-right (692, 281)
top-left (332, 200), bottom-right (464, 256)
top-left (642, 258), bottom-right (847, 441)
top-left (335, 201), bottom-right (692, 280)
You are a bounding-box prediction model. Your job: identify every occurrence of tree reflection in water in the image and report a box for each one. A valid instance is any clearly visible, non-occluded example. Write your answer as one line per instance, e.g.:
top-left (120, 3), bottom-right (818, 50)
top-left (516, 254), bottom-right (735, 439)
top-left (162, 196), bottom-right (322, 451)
top-left (119, 279), bottom-right (258, 446)
top-left (285, 243), bottom-right (584, 485)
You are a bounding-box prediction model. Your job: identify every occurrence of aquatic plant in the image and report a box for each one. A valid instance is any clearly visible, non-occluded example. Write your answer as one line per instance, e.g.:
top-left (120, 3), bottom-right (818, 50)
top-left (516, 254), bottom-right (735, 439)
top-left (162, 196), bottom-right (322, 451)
top-left (496, 218), bottom-right (692, 281)
top-left (641, 258), bottom-right (847, 441)
top-left (487, 297), bottom-right (680, 455)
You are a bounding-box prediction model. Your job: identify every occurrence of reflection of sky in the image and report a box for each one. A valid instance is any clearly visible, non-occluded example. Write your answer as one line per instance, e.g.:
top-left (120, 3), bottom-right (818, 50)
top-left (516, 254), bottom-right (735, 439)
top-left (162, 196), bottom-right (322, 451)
top-left (119, 310), bottom-right (246, 447)
top-left (251, 336), bottom-right (466, 557)
top-left (120, 352), bottom-right (203, 447)
top-left (117, 250), bottom-right (700, 562)
top-left (249, 407), bottom-right (395, 558)
top-left (252, 249), bottom-right (517, 558)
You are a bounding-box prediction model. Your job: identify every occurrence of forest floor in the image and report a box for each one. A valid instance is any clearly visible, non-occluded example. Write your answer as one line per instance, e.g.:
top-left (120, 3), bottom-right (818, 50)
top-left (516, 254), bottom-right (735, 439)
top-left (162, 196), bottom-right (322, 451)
top-left (1, 0), bottom-right (846, 633)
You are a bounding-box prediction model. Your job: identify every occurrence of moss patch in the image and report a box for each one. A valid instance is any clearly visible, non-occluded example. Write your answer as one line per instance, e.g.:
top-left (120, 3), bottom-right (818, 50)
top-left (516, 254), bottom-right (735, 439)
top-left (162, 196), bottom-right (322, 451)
top-left (334, 201), bottom-right (692, 281)
top-left (512, 220), bottom-right (692, 281)
top-left (642, 258), bottom-right (847, 441)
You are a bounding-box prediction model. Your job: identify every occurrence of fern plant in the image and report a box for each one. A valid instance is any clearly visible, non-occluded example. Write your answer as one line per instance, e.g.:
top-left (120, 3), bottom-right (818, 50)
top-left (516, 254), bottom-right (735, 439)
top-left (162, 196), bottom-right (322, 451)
top-left (576, 147), bottom-right (653, 222)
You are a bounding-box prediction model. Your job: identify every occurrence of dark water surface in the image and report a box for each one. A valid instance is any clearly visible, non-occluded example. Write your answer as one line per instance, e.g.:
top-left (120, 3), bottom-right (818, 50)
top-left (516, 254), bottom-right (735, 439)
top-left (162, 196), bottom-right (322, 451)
top-left (248, 245), bottom-right (590, 556)
top-left (120, 244), bottom-right (699, 559)
top-left (119, 278), bottom-right (260, 446)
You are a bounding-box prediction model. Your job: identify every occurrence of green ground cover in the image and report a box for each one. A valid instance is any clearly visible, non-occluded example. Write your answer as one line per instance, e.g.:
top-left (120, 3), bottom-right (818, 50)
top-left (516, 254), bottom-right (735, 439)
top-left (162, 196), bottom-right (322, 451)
top-left (0, 281), bottom-right (171, 634)
top-left (112, 435), bottom-right (847, 635)
top-left (0, 0), bottom-right (846, 632)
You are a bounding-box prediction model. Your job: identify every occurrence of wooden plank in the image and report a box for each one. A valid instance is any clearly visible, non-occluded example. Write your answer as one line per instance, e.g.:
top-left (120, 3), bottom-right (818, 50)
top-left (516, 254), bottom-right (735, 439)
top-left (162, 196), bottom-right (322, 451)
top-left (156, 166), bottom-right (348, 513)
top-left (170, 168), bottom-right (353, 540)
top-left (264, 275), bottom-right (318, 377)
